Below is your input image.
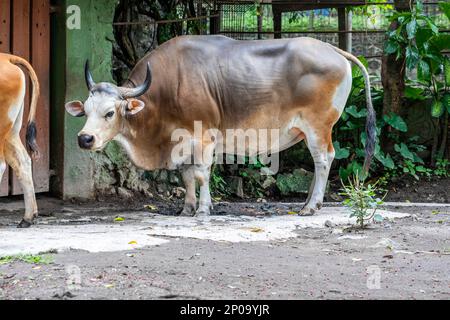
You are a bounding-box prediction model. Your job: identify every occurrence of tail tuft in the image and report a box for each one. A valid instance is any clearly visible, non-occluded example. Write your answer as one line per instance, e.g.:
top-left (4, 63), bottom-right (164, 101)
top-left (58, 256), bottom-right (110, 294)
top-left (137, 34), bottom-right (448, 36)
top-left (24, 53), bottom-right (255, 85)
top-left (26, 121), bottom-right (40, 160)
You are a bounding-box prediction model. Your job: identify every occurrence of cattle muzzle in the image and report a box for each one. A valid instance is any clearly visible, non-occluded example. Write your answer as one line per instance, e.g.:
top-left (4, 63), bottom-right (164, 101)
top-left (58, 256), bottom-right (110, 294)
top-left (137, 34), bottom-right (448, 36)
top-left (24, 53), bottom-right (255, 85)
top-left (78, 134), bottom-right (95, 150)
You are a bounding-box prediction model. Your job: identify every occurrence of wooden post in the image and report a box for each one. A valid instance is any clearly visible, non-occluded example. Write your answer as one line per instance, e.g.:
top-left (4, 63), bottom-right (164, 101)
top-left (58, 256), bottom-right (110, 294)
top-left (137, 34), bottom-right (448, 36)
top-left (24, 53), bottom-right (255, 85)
top-left (210, 9), bottom-right (220, 35)
top-left (347, 10), bottom-right (352, 53)
top-left (0, 0), bottom-right (11, 196)
top-left (273, 10), bottom-right (282, 39)
top-left (337, 7), bottom-right (349, 51)
top-left (257, 4), bottom-right (263, 40)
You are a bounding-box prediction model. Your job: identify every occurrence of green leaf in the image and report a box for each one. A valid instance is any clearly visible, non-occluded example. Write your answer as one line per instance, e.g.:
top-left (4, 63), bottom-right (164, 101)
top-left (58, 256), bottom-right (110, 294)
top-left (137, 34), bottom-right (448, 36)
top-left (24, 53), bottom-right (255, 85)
top-left (439, 2), bottom-right (450, 20)
top-left (405, 86), bottom-right (427, 100)
top-left (346, 105), bottom-right (367, 118)
top-left (383, 113), bottom-right (408, 132)
top-left (406, 46), bottom-right (420, 70)
top-left (333, 141), bottom-right (350, 160)
top-left (417, 60), bottom-right (431, 83)
top-left (415, 28), bottom-right (433, 48)
top-left (375, 153), bottom-right (395, 169)
top-left (430, 34), bottom-right (450, 51)
top-left (443, 93), bottom-right (450, 114)
top-left (385, 40), bottom-right (399, 55)
top-left (395, 143), bottom-right (415, 160)
top-left (406, 20), bottom-right (417, 40)
top-left (416, 0), bottom-right (424, 12)
top-left (445, 58), bottom-right (450, 86)
top-left (431, 99), bottom-right (444, 118)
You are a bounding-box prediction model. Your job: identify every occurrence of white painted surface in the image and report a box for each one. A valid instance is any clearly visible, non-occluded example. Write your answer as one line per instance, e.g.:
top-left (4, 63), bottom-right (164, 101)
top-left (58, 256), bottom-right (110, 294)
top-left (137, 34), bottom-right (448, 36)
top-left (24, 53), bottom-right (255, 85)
top-left (0, 207), bottom-right (409, 256)
top-left (0, 224), bottom-right (169, 256)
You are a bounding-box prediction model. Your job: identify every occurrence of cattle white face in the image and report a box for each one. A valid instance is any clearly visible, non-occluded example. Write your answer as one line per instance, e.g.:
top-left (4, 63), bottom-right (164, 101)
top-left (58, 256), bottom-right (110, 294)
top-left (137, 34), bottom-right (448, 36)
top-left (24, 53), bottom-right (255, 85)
top-left (65, 61), bottom-right (151, 151)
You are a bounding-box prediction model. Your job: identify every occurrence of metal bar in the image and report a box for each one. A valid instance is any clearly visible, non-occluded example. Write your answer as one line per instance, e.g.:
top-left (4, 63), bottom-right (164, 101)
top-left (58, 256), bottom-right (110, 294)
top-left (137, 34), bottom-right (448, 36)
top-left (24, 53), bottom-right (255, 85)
top-left (113, 14), bottom-right (220, 26)
top-left (216, 1), bottom-right (443, 5)
top-left (220, 29), bottom-right (450, 34)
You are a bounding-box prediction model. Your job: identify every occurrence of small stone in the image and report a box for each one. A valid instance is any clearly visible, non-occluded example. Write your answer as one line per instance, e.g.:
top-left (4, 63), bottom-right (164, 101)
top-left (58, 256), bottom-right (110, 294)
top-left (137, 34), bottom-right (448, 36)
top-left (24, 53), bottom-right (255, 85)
top-left (117, 187), bottom-right (133, 199)
top-left (324, 220), bottom-right (335, 228)
top-left (172, 187), bottom-right (186, 198)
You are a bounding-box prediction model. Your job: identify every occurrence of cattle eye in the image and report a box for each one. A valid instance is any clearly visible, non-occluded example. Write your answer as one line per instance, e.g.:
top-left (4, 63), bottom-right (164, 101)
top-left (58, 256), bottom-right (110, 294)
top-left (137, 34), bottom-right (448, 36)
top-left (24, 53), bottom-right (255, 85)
top-left (105, 111), bottom-right (115, 119)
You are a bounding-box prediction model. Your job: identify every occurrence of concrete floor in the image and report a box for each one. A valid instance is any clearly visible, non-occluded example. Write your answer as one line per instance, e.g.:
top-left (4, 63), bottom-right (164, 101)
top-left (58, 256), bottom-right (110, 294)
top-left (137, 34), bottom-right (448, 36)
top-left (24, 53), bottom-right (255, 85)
top-left (0, 198), bottom-right (449, 300)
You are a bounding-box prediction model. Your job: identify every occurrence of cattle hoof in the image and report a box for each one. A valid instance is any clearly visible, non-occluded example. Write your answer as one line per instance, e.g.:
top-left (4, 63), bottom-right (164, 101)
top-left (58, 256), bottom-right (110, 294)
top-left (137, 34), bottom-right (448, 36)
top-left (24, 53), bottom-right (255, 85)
top-left (17, 219), bottom-right (33, 228)
top-left (298, 207), bottom-right (316, 216)
top-left (195, 209), bottom-right (210, 217)
top-left (179, 207), bottom-right (196, 217)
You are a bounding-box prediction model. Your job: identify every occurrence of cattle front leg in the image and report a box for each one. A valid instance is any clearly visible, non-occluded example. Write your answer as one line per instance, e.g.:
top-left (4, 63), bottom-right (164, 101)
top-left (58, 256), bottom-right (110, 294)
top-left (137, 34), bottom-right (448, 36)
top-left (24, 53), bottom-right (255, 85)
top-left (5, 137), bottom-right (38, 227)
top-left (195, 165), bottom-right (212, 217)
top-left (180, 166), bottom-right (196, 216)
top-left (299, 133), bottom-right (334, 216)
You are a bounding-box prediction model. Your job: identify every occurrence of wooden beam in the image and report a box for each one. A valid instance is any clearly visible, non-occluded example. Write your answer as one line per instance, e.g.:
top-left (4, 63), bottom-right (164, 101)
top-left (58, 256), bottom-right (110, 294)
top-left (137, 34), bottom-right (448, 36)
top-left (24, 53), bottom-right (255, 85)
top-left (338, 7), bottom-right (349, 51)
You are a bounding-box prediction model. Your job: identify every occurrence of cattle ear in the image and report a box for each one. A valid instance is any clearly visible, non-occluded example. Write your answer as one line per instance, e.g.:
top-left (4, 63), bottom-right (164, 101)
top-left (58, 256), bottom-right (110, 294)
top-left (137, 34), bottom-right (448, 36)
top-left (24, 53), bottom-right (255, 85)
top-left (65, 101), bottom-right (85, 117)
top-left (124, 99), bottom-right (145, 116)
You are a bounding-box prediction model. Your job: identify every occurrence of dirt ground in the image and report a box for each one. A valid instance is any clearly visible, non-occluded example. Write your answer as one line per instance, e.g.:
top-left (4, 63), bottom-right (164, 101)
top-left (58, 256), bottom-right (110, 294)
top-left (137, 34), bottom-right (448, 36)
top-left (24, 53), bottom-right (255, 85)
top-left (0, 196), bottom-right (449, 300)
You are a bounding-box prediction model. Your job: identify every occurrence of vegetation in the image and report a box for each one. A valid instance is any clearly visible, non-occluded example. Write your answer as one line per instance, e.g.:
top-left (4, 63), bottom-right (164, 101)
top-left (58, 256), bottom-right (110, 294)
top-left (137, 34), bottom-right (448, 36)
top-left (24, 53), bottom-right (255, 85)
top-left (225, 2), bottom-right (448, 33)
top-left (0, 254), bottom-right (53, 265)
top-left (341, 175), bottom-right (386, 229)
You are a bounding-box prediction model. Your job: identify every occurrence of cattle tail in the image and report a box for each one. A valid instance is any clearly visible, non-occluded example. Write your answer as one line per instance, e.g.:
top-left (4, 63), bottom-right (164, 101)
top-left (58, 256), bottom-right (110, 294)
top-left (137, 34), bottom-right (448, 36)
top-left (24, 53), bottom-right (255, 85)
top-left (9, 56), bottom-right (40, 160)
top-left (331, 46), bottom-right (376, 173)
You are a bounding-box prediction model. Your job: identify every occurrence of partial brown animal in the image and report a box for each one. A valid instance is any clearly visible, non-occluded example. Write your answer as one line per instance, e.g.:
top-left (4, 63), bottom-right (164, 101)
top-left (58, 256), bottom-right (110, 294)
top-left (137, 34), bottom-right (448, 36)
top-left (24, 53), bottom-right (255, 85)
top-left (0, 53), bottom-right (40, 228)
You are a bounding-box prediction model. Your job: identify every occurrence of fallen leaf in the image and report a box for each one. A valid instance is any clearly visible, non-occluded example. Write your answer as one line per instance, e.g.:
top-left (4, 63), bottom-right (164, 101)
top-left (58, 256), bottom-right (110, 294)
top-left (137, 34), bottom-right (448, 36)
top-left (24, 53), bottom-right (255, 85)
top-left (104, 284), bottom-right (115, 288)
top-left (114, 217), bottom-right (125, 222)
top-left (128, 241), bottom-right (138, 245)
top-left (144, 205), bottom-right (158, 211)
top-left (249, 227), bottom-right (264, 233)
top-left (288, 211), bottom-right (297, 215)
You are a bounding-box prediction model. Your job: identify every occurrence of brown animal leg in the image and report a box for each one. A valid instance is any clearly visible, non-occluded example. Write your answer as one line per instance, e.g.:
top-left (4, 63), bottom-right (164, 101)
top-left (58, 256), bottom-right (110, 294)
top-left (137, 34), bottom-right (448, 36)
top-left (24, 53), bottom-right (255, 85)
top-left (180, 165), bottom-right (197, 216)
top-left (4, 136), bottom-right (38, 227)
top-left (195, 165), bottom-right (212, 217)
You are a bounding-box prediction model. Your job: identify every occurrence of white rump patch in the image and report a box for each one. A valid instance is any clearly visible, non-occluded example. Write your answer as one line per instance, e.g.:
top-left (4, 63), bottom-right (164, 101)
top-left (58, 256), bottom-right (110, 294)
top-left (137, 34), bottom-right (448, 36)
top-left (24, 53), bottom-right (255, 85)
top-left (332, 61), bottom-right (352, 113)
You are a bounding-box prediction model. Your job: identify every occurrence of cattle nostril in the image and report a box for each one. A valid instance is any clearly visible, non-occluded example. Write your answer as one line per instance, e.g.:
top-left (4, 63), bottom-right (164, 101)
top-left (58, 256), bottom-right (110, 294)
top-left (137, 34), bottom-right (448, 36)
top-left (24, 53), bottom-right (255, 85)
top-left (78, 134), bottom-right (95, 149)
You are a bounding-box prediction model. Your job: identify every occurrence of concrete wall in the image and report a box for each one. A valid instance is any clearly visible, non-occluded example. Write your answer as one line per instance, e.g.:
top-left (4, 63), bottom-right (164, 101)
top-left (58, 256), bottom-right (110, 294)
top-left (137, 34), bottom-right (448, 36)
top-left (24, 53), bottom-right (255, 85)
top-left (51, 0), bottom-right (116, 199)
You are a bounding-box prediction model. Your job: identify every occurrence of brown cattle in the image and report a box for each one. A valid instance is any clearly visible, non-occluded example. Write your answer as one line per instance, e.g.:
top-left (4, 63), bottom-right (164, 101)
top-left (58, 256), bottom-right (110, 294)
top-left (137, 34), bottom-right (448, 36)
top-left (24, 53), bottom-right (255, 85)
top-left (65, 35), bottom-right (375, 216)
top-left (0, 53), bottom-right (40, 228)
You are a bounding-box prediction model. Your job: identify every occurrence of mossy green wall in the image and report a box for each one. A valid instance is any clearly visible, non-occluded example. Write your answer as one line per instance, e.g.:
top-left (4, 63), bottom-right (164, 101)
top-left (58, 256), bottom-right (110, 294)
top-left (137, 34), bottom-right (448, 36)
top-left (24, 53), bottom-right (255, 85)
top-left (51, 0), bottom-right (116, 199)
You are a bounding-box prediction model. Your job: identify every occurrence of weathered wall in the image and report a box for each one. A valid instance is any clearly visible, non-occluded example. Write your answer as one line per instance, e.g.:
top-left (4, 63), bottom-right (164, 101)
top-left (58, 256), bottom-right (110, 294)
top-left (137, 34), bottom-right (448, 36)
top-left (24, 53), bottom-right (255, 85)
top-left (51, 0), bottom-right (162, 200)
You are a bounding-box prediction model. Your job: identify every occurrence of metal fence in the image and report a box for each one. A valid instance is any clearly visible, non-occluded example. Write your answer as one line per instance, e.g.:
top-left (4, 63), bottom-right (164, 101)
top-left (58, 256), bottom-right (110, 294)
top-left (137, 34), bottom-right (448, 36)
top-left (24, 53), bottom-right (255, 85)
top-left (216, 0), bottom-right (449, 80)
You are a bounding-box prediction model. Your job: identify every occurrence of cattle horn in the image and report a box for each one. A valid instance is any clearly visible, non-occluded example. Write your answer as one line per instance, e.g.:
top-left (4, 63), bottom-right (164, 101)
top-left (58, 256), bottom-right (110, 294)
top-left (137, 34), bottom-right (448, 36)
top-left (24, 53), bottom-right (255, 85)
top-left (120, 63), bottom-right (152, 98)
top-left (85, 60), bottom-right (96, 91)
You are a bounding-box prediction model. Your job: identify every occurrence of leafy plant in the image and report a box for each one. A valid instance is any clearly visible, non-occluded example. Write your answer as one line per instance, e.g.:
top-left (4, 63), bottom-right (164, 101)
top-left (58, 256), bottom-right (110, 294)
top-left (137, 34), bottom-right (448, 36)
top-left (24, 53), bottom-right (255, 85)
top-left (385, 0), bottom-right (450, 161)
top-left (434, 158), bottom-right (450, 177)
top-left (210, 165), bottom-right (230, 197)
top-left (341, 175), bottom-right (386, 229)
top-left (0, 254), bottom-right (53, 265)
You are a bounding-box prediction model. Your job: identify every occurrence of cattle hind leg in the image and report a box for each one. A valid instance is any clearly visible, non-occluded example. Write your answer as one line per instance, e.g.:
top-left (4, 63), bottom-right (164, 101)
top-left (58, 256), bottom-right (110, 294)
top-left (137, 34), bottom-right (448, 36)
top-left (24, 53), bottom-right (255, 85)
top-left (180, 165), bottom-right (197, 216)
top-left (195, 164), bottom-right (212, 216)
top-left (299, 129), bottom-right (335, 216)
top-left (5, 136), bottom-right (38, 227)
